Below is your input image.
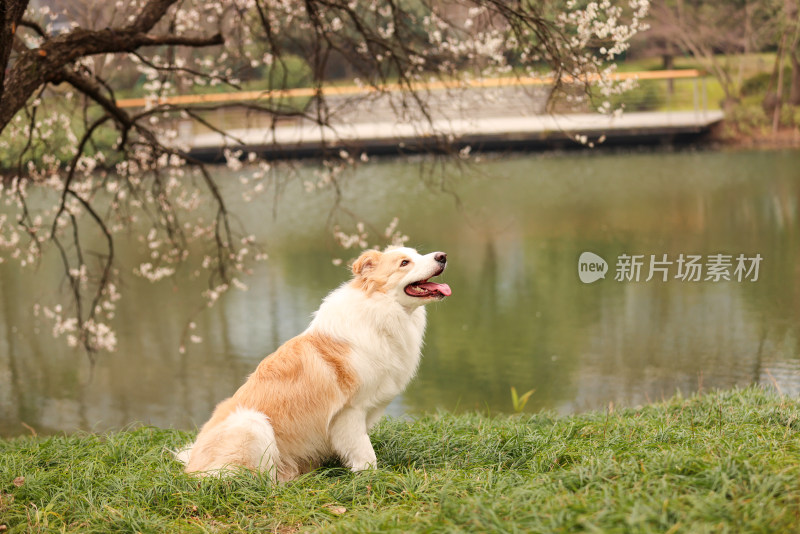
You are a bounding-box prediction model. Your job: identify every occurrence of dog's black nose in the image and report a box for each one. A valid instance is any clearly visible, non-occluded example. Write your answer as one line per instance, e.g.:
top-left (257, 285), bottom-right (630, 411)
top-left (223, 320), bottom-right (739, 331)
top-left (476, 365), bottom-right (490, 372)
top-left (434, 252), bottom-right (447, 264)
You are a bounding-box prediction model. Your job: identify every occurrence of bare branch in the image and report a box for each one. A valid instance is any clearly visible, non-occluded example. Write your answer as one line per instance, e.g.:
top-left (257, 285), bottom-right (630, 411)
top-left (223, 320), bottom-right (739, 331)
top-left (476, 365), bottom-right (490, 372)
top-left (56, 68), bottom-right (133, 131)
top-left (17, 18), bottom-right (46, 38)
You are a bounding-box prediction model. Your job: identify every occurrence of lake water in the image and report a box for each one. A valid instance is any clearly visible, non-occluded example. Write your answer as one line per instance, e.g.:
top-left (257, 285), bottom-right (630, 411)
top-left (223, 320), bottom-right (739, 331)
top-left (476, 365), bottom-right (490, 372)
top-left (1, 148), bottom-right (799, 437)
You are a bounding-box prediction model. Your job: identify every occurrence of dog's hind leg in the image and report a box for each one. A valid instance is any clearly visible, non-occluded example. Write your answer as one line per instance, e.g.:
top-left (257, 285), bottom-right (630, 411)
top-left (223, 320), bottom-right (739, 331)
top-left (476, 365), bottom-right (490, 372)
top-left (185, 407), bottom-right (280, 480)
top-left (173, 445), bottom-right (193, 465)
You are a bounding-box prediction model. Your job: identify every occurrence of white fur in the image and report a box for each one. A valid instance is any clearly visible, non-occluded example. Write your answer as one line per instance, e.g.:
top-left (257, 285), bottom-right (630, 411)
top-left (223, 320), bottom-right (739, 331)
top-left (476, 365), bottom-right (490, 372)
top-left (179, 408), bottom-right (278, 477)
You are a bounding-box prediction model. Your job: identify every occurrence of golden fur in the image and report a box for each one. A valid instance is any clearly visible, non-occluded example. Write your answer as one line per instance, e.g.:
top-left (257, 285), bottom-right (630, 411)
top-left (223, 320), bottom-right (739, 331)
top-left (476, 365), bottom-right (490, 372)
top-left (350, 248), bottom-right (415, 295)
top-left (185, 332), bottom-right (356, 480)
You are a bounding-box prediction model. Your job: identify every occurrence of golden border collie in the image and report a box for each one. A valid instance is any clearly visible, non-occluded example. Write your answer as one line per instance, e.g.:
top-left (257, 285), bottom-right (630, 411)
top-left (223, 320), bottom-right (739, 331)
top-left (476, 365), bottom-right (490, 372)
top-left (176, 247), bottom-right (451, 480)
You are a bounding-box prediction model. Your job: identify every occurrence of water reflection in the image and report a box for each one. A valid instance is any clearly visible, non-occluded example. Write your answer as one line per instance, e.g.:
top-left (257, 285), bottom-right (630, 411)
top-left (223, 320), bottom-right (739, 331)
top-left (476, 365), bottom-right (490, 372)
top-left (1, 149), bottom-right (799, 436)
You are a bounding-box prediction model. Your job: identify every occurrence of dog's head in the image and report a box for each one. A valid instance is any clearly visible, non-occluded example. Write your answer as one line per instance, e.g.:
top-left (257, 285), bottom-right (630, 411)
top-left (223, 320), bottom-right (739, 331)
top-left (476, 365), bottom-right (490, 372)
top-left (350, 247), bottom-right (451, 306)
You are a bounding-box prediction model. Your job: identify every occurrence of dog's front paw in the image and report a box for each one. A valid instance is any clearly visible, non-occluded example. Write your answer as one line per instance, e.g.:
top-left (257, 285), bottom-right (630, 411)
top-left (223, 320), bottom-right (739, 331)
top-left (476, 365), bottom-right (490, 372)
top-left (348, 450), bottom-right (377, 472)
top-left (351, 458), bottom-right (376, 472)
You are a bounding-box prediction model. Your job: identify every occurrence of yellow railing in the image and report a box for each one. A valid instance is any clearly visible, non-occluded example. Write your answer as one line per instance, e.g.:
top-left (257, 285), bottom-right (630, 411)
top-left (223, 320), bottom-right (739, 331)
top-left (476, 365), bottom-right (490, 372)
top-left (116, 70), bottom-right (705, 109)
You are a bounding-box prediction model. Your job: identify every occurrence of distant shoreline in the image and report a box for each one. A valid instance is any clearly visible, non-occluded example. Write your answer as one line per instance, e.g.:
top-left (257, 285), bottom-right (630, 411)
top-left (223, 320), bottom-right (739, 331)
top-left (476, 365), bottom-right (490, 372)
top-left (712, 125), bottom-right (800, 151)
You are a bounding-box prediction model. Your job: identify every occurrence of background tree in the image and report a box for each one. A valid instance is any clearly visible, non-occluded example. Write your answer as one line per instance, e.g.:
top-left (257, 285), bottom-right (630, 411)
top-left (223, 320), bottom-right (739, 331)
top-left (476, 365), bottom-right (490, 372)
top-left (642, 0), bottom-right (800, 123)
top-left (644, 0), bottom-right (776, 109)
top-left (0, 0), bottom-right (648, 353)
top-left (763, 0), bottom-right (800, 129)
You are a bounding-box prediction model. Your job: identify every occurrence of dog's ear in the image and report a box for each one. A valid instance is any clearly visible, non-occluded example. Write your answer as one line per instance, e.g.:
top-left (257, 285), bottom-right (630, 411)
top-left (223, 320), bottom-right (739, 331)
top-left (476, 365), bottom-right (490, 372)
top-left (351, 249), bottom-right (382, 277)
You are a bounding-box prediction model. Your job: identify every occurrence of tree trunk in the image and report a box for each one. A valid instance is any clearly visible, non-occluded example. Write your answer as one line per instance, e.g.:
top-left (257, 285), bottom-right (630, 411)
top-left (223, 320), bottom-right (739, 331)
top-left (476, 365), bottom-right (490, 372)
top-left (0, 0), bottom-right (31, 108)
top-left (773, 34), bottom-right (787, 133)
top-left (790, 48), bottom-right (800, 105)
top-left (663, 53), bottom-right (674, 95)
top-left (763, 34), bottom-right (784, 118)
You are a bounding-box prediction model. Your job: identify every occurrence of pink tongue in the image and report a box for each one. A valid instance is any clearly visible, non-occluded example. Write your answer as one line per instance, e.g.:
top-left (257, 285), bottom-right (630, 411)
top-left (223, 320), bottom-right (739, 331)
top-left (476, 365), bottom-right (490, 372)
top-left (418, 282), bottom-right (452, 297)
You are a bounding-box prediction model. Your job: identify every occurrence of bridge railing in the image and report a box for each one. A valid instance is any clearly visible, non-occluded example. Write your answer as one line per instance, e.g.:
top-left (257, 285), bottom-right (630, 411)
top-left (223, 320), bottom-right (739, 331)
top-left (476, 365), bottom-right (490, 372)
top-left (117, 70), bottom-right (709, 111)
top-left (116, 70), bottom-right (714, 140)
top-left (600, 70), bottom-right (711, 118)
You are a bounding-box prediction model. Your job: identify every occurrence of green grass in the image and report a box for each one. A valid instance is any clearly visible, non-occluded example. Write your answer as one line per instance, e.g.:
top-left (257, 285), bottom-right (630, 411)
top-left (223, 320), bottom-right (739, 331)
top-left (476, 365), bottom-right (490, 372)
top-left (2, 387), bottom-right (799, 532)
top-left (614, 53), bottom-right (778, 112)
top-left (618, 53), bottom-right (776, 76)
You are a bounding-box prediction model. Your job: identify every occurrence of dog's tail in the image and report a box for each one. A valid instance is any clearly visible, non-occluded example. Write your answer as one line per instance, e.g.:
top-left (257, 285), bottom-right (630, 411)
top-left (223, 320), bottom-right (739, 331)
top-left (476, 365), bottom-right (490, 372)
top-left (175, 407), bottom-right (280, 480)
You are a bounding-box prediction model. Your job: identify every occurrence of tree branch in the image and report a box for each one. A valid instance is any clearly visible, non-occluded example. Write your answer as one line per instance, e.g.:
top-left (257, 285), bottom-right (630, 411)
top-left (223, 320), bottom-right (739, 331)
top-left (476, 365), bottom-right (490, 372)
top-left (1, 0), bottom-right (222, 131)
top-left (136, 32), bottom-right (223, 48)
top-left (56, 68), bottom-right (133, 131)
top-left (17, 18), bottom-right (46, 38)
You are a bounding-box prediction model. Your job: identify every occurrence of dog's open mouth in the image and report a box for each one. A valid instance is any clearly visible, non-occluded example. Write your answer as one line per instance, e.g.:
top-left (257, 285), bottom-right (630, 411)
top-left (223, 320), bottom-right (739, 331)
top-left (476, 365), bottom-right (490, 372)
top-left (404, 278), bottom-right (452, 298)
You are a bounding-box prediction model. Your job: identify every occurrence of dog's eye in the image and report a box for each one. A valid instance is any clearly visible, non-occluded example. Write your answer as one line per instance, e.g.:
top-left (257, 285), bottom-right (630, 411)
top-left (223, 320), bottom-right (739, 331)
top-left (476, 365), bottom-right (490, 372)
top-left (400, 259), bottom-right (410, 267)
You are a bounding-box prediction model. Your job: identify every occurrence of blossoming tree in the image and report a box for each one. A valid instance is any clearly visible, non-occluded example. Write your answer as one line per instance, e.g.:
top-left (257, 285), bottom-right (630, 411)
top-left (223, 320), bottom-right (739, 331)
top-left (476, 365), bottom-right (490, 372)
top-left (0, 0), bottom-right (648, 352)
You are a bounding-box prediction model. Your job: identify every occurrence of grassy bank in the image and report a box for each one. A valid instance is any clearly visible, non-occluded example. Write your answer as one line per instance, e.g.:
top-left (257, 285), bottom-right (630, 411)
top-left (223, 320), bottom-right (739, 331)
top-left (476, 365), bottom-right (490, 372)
top-left (1, 387), bottom-right (799, 532)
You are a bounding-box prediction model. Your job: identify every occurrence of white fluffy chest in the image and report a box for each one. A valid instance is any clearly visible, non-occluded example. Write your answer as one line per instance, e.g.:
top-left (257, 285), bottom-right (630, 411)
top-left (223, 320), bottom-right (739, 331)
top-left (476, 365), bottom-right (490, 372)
top-left (348, 314), bottom-right (425, 405)
top-left (308, 284), bottom-right (428, 409)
